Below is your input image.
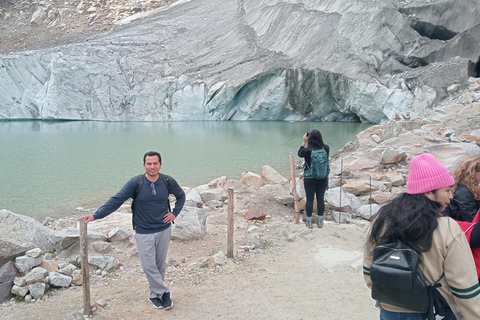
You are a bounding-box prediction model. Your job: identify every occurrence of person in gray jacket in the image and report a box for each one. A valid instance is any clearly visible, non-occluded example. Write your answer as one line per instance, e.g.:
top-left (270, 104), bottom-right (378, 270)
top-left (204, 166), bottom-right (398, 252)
top-left (79, 151), bottom-right (185, 310)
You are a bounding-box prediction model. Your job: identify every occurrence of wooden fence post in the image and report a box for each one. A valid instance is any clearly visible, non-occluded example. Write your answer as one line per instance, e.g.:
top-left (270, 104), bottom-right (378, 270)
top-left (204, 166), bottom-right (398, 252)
top-left (227, 188), bottom-right (234, 258)
top-left (289, 152), bottom-right (300, 223)
top-left (79, 220), bottom-right (91, 316)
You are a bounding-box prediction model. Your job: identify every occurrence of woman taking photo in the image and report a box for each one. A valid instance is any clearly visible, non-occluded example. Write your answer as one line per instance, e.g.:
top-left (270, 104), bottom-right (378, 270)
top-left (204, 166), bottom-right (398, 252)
top-left (363, 153), bottom-right (480, 319)
top-left (298, 129), bottom-right (329, 229)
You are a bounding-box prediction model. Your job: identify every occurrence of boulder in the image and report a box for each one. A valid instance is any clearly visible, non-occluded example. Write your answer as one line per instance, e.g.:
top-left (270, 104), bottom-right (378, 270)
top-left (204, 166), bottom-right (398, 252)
top-left (294, 177), bottom-right (306, 199)
top-left (28, 282), bottom-right (46, 299)
top-left (48, 272), bottom-right (72, 287)
top-left (58, 264), bottom-right (78, 277)
top-left (208, 251), bottom-right (228, 268)
top-left (259, 183), bottom-right (293, 205)
top-left (261, 165), bottom-right (288, 185)
top-left (383, 172), bottom-right (405, 187)
top-left (53, 228), bottom-right (81, 249)
top-left (88, 256), bottom-right (118, 272)
top-left (342, 180), bottom-right (378, 196)
top-left (380, 148), bottom-right (407, 165)
top-left (14, 255), bottom-right (43, 276)
top-left (0, 210), bottom-right (61, 261)
top-left (11, 285), bottom-right (29, 298)
top-left (91, 242), bottom-right (112, 254)
top-left (197, 187), bottom-right (227, 203)
top-left (0, 261), bottom-right (17, 303)
top-left (185, 188), bottom-right (204, 207)
top-left (171, 207), bottom-right (207, 241)
top-left (24, 267), bottom-right (48, 284)
top-left (356, 204), bottom-right (382, 221)
top-left (25, 248), bottom-right (42, 258)
top-left (207, 176), bottom-right (227, 188)
top-left (325, 187), bottom-right (361, 213)
top-left (240, 171), bottom-right (262, 187)
top-left (107, 227), bottom-right (131, 242)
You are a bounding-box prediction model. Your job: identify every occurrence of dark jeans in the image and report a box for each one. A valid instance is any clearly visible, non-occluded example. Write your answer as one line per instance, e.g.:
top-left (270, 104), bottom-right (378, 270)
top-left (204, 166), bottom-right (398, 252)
top-left (303, 177), bottom-right (328, 218)
top-left (380, 308), bottom-right (426, 320)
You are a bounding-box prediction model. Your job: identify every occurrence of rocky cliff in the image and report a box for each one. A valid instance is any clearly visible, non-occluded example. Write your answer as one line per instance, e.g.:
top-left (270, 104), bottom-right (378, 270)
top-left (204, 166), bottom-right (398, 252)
top-left (1, 0), bottom-right (479, 122)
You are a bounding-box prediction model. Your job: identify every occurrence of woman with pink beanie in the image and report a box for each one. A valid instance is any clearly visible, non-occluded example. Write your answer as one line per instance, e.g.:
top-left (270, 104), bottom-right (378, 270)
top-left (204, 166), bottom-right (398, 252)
top-left (363, 153), bottom-right (480, 319)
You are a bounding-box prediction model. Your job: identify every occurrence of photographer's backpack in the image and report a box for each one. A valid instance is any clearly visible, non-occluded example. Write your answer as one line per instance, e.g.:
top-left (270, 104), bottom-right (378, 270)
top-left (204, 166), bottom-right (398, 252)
top-left (303, 149), bottom-right (329, 179)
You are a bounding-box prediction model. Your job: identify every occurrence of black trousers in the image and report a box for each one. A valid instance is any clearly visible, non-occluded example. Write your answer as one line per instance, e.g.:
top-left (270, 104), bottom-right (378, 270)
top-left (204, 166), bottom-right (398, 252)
top-left (303, 177), bottom-right (328, 218)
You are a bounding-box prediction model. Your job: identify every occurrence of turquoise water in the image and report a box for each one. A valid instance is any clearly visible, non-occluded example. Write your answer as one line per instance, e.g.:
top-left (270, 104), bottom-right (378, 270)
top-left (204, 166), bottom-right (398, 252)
top-left (0, 121), bottom-right (371, 221)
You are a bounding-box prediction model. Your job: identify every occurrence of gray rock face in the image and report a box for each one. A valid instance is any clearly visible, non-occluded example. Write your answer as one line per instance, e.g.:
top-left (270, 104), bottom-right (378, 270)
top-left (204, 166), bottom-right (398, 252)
top-left (0, 209), bottom-right (61, 261)
top-left (1, 0), bottom-right (479, 123)
top-left (171, 206), bottom-right (207, 240)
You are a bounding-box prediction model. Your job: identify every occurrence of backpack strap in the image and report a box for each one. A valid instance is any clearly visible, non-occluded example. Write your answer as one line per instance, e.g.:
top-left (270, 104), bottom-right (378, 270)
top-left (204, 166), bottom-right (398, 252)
top-left (159, 173), bottom-right (172, 213)
top-left (133, 174), bottom-right (144, 200)
top-left (159, 173), bottom-right (172, 194)
top-left (433, 272), bottom-right (444, 286)
top-left (131, 174), bottom-right (144, 230)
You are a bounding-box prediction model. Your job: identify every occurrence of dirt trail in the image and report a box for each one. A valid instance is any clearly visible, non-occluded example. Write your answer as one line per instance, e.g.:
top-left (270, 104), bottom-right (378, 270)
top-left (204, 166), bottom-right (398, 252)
top-left (0, 219), bottom-right (378, 320)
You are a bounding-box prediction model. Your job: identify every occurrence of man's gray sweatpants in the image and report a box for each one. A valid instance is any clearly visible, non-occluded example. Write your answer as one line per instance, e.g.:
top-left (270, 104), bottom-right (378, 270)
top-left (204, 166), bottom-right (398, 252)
top-left (135, 226), bottom-right (171, 299)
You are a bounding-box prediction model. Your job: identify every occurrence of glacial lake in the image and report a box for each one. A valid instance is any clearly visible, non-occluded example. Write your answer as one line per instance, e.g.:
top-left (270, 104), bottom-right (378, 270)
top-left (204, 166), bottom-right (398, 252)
top-left (0, 120), bottom-right (371, 221)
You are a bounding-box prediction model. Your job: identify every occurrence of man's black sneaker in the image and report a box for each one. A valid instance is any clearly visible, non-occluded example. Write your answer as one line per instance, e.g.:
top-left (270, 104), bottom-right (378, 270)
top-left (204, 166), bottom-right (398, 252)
top-left (149, 297), bottom-right (163, 309)
top-left (162, 292), bottom-right (173, 310)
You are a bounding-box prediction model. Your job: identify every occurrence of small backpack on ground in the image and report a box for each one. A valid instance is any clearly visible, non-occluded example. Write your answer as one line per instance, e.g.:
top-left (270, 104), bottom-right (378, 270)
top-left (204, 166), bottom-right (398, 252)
top-left (303, 149), bottom-right (329, 179)
top-left (368, 240), bottom-right (455, 319)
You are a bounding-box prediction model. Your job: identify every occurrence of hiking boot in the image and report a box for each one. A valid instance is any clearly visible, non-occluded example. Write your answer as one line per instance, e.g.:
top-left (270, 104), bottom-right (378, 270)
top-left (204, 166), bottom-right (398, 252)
top-left (305, 217), bottom-right (313, 229)
top-left (162, 291), bottom-right (173, 310)
top-left (317, 216), bottom-right (324, 228)
top-left (149, 297), bottom-right (163, 309)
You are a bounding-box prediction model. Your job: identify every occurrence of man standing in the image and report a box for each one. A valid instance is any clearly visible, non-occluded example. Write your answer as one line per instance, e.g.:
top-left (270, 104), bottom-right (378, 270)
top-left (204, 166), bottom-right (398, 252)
top-left (79, 151), bottom-right (185, 310)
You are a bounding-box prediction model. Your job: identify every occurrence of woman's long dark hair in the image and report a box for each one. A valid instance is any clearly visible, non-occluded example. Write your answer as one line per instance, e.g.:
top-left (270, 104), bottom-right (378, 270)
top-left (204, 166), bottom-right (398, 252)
top-left (366, 192), bottom-right (444, 253)
top-left (307, 129), bottom-right (326, 150)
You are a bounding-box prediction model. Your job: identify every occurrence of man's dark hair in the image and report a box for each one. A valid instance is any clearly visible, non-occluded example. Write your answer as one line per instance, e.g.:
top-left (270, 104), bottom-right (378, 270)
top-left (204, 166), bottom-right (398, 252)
top-left (143, 151), bottom-right (162, 164)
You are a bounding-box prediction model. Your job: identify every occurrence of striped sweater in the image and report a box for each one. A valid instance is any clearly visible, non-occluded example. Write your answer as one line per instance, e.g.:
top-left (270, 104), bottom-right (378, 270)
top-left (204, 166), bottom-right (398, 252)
top-left (363, 217), bottom-right (480, 319)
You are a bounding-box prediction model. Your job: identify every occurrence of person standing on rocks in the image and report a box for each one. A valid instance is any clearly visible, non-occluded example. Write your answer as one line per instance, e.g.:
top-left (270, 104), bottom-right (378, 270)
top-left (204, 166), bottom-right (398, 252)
top-left (298, 129), bottom-right (330, 229)
top-left (445, 155), bottom-right (480, 222)
top-left (363, 153), bottom-right (480, 319)
top-left (78, 151), bottom-right (185, 310)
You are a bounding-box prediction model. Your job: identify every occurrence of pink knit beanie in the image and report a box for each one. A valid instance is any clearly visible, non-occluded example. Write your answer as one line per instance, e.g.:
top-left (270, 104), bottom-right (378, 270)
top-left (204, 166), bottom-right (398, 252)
top-left (406, 153), bottom-right (454, 194)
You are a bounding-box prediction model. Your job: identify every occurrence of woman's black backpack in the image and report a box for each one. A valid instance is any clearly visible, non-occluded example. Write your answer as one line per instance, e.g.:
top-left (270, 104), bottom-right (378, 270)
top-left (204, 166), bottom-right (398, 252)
top-left (370, 241), bottom-right (455, 319)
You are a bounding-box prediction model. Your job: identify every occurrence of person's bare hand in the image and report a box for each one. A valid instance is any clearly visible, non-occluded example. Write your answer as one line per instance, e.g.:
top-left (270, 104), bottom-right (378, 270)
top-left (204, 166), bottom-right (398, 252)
top-left (303, 133), bottom-right (308, 143)
top-left (163, 212), bottom-right (176, 223)
top-left (78, 214), bottom-right (94, 223)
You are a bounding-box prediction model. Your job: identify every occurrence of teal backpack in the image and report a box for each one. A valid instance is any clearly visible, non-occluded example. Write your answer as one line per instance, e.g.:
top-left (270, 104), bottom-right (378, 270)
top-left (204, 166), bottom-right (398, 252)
top-left (303, 149), bottom-right (329, 179)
